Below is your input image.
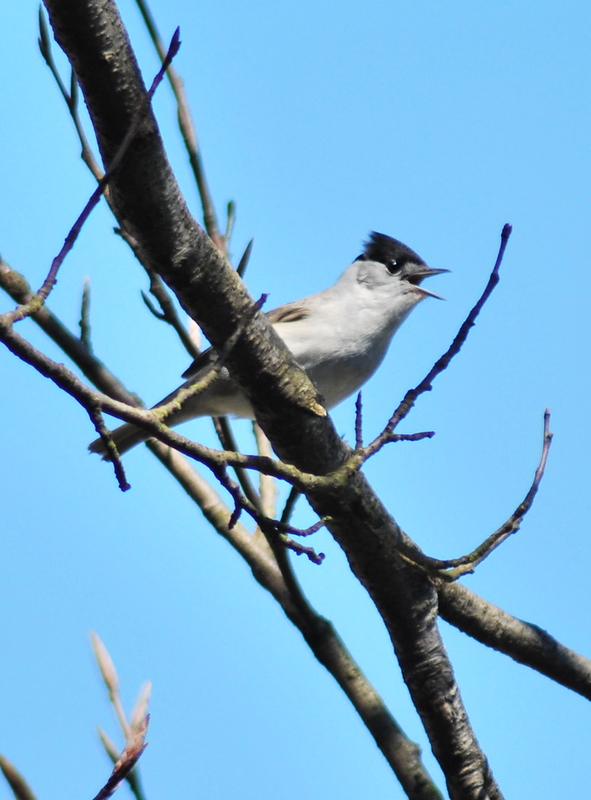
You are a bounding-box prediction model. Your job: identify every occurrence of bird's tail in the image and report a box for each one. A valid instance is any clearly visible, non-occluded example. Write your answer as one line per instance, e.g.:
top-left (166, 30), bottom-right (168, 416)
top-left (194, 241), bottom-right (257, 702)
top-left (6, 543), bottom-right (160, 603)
top-left (88, 422), bottom-right (150, 460)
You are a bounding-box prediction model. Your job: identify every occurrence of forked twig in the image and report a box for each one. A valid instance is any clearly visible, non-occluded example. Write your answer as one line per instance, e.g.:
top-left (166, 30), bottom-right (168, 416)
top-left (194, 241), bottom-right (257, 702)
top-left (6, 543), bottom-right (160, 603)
top-left (214, 466), bottom-right (325, 564)
top-left (440, 409), bottom-right (553, 579)
top-left (396, 409), bottom-right (553, 578)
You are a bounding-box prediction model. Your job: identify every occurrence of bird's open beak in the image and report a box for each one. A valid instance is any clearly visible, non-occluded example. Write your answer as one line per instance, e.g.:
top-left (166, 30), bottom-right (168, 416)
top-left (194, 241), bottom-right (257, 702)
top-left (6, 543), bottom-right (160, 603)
top-left (411, 267), bottom-right (449, 300)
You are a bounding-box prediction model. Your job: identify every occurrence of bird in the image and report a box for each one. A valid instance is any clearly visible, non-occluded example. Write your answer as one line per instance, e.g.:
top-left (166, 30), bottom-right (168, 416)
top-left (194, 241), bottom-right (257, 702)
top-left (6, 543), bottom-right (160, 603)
top-left (89, 232), bottom-right (447, 457)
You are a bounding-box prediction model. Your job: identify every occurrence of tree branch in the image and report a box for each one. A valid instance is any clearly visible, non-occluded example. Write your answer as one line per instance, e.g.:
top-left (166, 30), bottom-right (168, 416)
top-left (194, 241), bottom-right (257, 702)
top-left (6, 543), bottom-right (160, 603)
top-left (439, 582), bottom-right (591, 701)
top-left (34, 2), bottom-right (508, 794)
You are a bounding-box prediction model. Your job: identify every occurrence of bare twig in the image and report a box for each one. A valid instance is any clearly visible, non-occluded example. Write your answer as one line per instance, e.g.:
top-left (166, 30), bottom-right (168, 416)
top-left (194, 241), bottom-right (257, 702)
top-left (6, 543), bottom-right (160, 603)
top-left (91, 633), bottom-right (132, 739)
top-left (141, 265), bottom-right (201, 359)
top-left (88, 405), bottom-right (131, 491)
top-left (387, 224), bottom-right (512, 428)
top-left (6, 30), bottom-right (181, 325)
top-left (0, 757), bottom-right (37, 800)
top-left (386, 431), bottom-right (435, 444)
top-left (0, 319), bottom-right (307, 484)
top-left (236, 238), bottom-right (254, 278)
top-left (224, 200), bottom-right (236, 247)
top-left (140, 291), bottom-right (165, 321)
top-left (393, 410), bottom-right (553, 578)
top-left (91, 716), bottom-right (149, 800)
top-left (276, 518), bottom-right (327, 538)
top-left (281, 536), bottom-right (325, 563)
top-left (113, 226), bottom-right (201, 360)
top-left (0, 259), bottom-right (137, 405)
top-left (354, 392), bottom-right (363, 449)
top-left (253, 423), bottom-right (278, 519)
top-left (440, 409), bottom-right (553, 579)
top-left (345, 224), bottom-right (512, 471)
top-left (38, 8), bottom-right (103, 180)
top-left (97, 729), bottom-right (148, 800)
top-left (280, 486), bottom-right (301, 525)
top-left (212, 415), bottom-right (262, 510)
top-left (79, 276), bottom-right (92, 350)
top-left (213, 465), bottom-right (325, 563)
top-left (39, 16), bottom-right (204, 371)
top-left (38, 22), bottom-right (205, 370)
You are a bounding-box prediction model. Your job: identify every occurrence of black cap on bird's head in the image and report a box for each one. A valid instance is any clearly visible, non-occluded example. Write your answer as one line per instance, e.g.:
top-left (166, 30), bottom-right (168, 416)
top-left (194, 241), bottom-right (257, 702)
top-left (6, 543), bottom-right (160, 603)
top-left (357, 231), bottom-right (448, 299)
top-left (358, 231), bottom-right (427, 269)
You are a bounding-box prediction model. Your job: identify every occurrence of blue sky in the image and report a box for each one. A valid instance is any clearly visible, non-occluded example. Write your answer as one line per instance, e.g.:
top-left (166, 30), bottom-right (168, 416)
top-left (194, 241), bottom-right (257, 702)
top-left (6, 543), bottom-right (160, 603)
top-left (1, 1), bottom-right (590, 798)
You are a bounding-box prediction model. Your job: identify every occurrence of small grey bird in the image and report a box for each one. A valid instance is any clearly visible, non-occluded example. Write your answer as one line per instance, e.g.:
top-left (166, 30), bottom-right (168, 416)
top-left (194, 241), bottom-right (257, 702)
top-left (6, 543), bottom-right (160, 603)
top-left (90, 232), bottom-right (446, 457)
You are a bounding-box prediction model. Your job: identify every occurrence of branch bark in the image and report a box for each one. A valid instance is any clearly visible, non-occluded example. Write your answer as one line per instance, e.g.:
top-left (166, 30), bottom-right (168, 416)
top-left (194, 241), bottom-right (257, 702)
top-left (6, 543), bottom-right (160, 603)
top-left (439, 583), bottom-right (591, 700)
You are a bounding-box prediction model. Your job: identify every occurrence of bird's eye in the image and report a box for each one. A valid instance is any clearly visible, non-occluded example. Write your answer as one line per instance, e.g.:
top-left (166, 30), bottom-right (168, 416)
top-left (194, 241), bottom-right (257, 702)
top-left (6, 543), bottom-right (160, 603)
top-left (386, 259), bottom-right (399, 274)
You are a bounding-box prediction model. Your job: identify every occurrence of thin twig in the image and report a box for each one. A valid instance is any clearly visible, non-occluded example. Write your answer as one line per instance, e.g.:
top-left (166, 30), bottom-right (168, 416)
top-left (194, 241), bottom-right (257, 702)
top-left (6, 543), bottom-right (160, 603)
top-left (386, 224), bottom-right (512, 433)
top-left (0, 260), bottom-right (138, 405)
top-left (253, 422), bottom-right (278, 519)
top-left (7, 30), bottom-right (181, 325)
top-left (213, 466), bottom-right (325, 564)
top-left (327, 224), bottom-right (512, 478)
top-left (280, 486), bottom-right (301, 525)
top-left (395, 409), bottom-right (553, 578)
top-left (142, 264), bottom-right (201, 359)
top-left (0, 757), bottom-right (37, 800)
top-left (38, 8), bottom-right (103, 181)
top-left (441, 409), bottom-right (553, 579)
top-left (97, 730), bottom-right (148, 800)
top-left (140, 290), bottom-right (165, 320)
top-left (236, 238), bottom-right (254, 278)
top-left (79, 276), bottom-right (92, 350)
top-left (39, 15), bottom-right (207, 370)
top-left (354, 392), bottom-right (363, 449)
top-left (113, 226), bottom-right (201, 360)
top-left (224, 200), bottom-right (236, 247)
top-left (88, 404), bottom-right (131, 491)
top-left (212, 415), bottom-right (262, 510)
top-left (275, 518), bottom-right (327, 538)
top-left (0, 319), bottom-right (305, 485)
top-left (40, 11), bottom-right (201, 367)
top-left (279, 536), bottom-right (325, 564)
top-left (91, 716), bottom-right (149, 800)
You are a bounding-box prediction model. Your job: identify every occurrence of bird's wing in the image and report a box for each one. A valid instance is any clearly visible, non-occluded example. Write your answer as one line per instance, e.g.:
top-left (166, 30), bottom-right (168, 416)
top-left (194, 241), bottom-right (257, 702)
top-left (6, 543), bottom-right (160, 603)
top-left (266, 302), bottom-right (310, 324)
top-left (181, 346), bottom-right (217, 379)
top-left (181, 303), bottom-right (310, 378)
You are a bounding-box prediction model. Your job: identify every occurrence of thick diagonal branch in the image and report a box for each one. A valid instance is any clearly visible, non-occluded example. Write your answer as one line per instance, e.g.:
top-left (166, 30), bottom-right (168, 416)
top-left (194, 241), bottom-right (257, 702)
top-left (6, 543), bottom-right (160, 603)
top-left (41, 2), bottom-right (503, 795)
